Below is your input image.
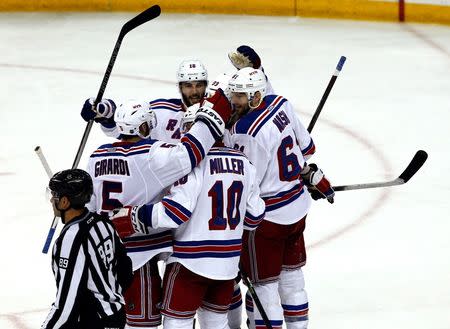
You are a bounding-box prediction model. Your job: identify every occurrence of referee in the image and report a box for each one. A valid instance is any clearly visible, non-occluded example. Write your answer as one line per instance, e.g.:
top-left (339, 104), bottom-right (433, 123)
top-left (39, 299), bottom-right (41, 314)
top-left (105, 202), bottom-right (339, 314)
top-left (42, 169), bottom-right (133, 329)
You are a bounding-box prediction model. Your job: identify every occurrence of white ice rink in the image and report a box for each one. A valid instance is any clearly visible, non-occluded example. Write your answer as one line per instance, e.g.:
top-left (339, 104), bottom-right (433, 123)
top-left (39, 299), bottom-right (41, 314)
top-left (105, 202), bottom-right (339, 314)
top-left (1, 11), bottom-right (449, 329)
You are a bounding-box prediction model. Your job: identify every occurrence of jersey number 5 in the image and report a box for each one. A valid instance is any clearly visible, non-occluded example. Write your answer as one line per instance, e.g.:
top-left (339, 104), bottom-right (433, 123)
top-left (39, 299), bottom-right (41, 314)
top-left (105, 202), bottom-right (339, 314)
top-left (208, 180), bottom-right (243, 230)
top-left (102, 181), bottom-right (123, 214)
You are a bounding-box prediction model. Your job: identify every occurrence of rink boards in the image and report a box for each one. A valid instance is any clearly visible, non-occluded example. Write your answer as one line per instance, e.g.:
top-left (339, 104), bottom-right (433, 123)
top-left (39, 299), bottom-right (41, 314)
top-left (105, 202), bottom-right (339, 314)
top-left (0, 0), bottom-right (449, 25)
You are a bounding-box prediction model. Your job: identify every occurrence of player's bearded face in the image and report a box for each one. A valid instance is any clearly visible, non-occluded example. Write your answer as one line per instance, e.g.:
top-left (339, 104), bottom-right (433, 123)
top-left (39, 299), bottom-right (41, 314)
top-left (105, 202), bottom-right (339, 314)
top-left (180, 81), bottom-right (207, 107)
top-left (231, 92), bottom-right (250, 118)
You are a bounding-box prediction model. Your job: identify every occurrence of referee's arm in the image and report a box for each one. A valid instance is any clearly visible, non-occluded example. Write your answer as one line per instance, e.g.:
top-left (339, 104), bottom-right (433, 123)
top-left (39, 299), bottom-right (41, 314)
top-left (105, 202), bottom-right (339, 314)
top-left (42, 227), bottom-right (86, 329)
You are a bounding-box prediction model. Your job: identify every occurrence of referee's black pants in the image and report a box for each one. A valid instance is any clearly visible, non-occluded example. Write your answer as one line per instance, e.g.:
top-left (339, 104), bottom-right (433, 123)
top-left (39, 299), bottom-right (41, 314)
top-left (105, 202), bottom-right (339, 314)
top-left (78, 307), bottom-right (126, 329)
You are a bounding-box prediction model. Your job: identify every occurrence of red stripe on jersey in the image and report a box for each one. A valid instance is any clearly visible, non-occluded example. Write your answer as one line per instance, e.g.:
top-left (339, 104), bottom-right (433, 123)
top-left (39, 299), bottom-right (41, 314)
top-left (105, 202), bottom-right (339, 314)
top-left (181, 136), bottom-right (202, 165)
top-left (264, 186), bottom-right (301, 206)
top-left (173, 244), bottom-right (242, 253)
top-left (162, 200), bottom-right (190, 223)
top-left (247, 96), bottom-right (283, 135)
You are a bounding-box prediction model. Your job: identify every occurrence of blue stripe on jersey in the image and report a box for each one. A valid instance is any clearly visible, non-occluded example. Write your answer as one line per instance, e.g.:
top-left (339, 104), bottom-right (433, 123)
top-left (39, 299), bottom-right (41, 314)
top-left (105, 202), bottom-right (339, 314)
top-left (125, 241), bottom-right (173, 253)
top-left (162, 198), bottom-right (192, 226)
top-left (122, 229), bottom-right (171, 242)
top-left (96, 139), bottom-right (155, 150)
top-left (150, 98), bottom-right (183, 112)
top-left (173, 251), bottom-right (241, 259)
top-left (255, 320), bottom-right (283, 326)
top-left (250, 98), bottom-right (287, 137)
top-left (138, 204), bottom-right (154, 228)
top-left (173, 239), bottom-right (242, 258)
top-left (182, 141), bottom-right (196, 169)
top-left (186, 133), bottom-right (205, 158)
top-left (244, 211), bottom-right (265, 229)
top-left (233, 95), bottom-right (286, 137)
top-left (207, 151), bottom-right (247, 158)
top-left (90, 149), bottom-right (150, 158)
top-left (282, 303), bottom-right (309, 310)
top-left (162, 198), bottom-right (191, 218)
top-left (91, 139), bottom-right (155, 158)
top-left (229, 299), bottom-right (243, 310)
top-left (123, 229), bottom-right (172, 253)
top-left (181, 133), bottom-right (205, 169)
top-left (301, 139), bottom-right (315, 155)
top-left (263, 183), bottom-right (305, 212)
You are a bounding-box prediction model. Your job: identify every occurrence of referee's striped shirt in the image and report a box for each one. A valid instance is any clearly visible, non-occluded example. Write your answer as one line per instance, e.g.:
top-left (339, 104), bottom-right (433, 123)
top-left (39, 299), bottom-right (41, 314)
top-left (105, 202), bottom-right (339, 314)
top-left (42, 209), bottom-right (129, 329)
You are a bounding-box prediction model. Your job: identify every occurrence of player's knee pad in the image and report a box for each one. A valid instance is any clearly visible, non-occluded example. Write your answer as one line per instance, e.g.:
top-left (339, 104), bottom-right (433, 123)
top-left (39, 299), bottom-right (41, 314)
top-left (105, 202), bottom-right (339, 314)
top-left (162, 316), bottom-right (195, 329)
top-left (279, 269), bottom-right (308, 329)
top-left (228, 283), bottom-right (243, 329)
top-left (252, 282), bottom-right (284, 328)
top-left (279, 268), bottom-right (305, 295)
top-left (198, 307), bottom-right (229, 329)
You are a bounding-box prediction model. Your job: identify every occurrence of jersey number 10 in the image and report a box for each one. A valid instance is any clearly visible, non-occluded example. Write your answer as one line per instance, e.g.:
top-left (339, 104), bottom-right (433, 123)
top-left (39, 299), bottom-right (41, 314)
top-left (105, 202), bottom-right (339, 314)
top-left (208, 180), bottom-right (243, 231)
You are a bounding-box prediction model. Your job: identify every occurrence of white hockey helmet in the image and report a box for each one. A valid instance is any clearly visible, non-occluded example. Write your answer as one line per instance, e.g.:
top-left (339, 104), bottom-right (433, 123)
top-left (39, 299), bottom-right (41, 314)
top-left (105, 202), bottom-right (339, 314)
top-left (176, 59), bottom-right (208, 83)
top-left (207, 72), bottom-right (233, 98)
top-left (180, 103), bottom-right (200, 134)
top-left (228, 67), bottom-right (267, 108)
top-left (114, 99), bottom-right (157, 139)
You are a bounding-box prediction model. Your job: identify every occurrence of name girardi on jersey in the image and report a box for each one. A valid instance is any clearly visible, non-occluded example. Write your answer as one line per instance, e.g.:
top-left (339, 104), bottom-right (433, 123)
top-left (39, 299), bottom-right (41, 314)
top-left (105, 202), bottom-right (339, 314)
top-left (94, 158), bottom-right (131, 177)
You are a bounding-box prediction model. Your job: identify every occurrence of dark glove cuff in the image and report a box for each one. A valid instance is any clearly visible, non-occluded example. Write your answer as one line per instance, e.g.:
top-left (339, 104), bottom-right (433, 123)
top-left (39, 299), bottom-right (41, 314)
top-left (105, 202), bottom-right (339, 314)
top-left (96, 117), bottom-right (116, 129)
top-left (194, 116), bottom-right (222, 140)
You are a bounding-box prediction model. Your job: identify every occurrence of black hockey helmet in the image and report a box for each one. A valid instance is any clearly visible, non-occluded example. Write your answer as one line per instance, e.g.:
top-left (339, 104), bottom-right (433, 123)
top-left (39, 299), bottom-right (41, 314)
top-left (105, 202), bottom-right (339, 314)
top-left (49, 169), bottom-right (93, 209)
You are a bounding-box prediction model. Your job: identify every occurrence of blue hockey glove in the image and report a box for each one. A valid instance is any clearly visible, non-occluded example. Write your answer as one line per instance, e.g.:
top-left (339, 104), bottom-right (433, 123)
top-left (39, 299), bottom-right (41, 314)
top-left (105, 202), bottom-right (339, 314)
top-left (80, 98), bottom-right (116, 127)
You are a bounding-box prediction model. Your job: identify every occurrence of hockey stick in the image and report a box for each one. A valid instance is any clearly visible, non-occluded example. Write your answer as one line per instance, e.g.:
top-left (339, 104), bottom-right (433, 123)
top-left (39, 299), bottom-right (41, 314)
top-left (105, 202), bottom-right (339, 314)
top-left (72, 4), bottom-right (161, 169)
top-left (41, 5), bottom-right (161, 254)
top-left (333, 150), bottom-right (428, 192)
top-left (35, 146), bottom-right (53, 179)
top-left (35, 146), bottom-right (61, 254)
top-left (307, 55), bottom-right (346, 133)
top-left (240, 268), bottom-right (273, 329)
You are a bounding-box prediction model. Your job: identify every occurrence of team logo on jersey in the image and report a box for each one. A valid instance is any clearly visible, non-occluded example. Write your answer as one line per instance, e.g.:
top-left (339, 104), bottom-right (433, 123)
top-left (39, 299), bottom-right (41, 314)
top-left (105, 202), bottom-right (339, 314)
top-left (58, 257), bottom-right (69, 269)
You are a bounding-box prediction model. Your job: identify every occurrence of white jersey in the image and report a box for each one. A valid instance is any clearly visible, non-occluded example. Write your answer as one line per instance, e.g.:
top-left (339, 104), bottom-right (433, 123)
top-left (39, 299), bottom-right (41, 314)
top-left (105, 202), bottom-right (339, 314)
top-left (140, 146), bottom-right (265, 280)
top-left (225, 94), bottom-right (316, 225)
top-left (87, 121), bottom-right (215, 270)
top-left (149, 98), bottom-right (185, 142)
top-left (101, 98), bottom-right (186, 143)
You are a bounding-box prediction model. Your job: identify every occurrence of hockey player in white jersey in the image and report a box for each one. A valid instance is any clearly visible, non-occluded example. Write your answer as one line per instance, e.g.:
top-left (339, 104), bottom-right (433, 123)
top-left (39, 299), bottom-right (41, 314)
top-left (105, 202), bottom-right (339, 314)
top-left (86, 89), bottom-right (232, 329)
top-left (80, 59), bottom-right (208, 143)
top-left (226, 67), bottom-right (335, 329)
top-left (110, 118), bottom-right (266, 329)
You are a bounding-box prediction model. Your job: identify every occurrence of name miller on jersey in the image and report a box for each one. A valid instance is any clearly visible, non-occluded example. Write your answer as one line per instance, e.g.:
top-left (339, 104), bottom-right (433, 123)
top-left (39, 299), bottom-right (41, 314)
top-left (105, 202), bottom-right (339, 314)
top-left (94, 158), bottom-right (131, 177)
top-left (210, 157), bottom-right (244, 176)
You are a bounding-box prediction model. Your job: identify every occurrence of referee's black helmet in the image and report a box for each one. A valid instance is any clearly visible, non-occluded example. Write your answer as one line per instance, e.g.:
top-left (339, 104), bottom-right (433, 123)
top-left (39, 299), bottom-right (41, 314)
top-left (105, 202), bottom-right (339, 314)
top-left (49, 169), bottom-right (93, 209)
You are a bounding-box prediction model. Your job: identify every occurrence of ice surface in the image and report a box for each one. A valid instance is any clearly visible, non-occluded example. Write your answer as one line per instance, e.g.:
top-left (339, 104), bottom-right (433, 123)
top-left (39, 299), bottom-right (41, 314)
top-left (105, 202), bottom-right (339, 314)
top-left (0, 12), bottom-right (449, 329)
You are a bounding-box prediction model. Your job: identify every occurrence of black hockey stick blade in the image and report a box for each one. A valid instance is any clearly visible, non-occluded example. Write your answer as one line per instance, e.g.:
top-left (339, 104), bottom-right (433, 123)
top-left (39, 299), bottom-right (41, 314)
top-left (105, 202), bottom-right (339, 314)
top-left (121, 5), bottom-right (161, 36)
top-left (398, 150), bottom-right (428, 183)
top-left (333, 150), bottom-right (428, 192)
top-left (71, 6), bottom-right (161, 169)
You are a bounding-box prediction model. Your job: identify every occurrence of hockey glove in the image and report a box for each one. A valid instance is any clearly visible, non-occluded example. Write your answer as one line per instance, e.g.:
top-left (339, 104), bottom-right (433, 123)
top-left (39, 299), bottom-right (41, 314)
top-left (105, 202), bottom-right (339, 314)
top-left (228, 45), bottom-right (262, 69)
top-left (80, 98), bottom-right (117, 128)
top-left (111, 205), bottom-right (152, 238)
top-left (301, 163), bottom-right (335, 204)
top-left (194, 88), bottom-right (232, 140)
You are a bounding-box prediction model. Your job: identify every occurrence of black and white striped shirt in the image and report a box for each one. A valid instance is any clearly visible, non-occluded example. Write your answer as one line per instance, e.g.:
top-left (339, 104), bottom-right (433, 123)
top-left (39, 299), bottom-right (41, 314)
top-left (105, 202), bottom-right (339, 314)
top-left (42, 209), bottom-right (132, 329)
